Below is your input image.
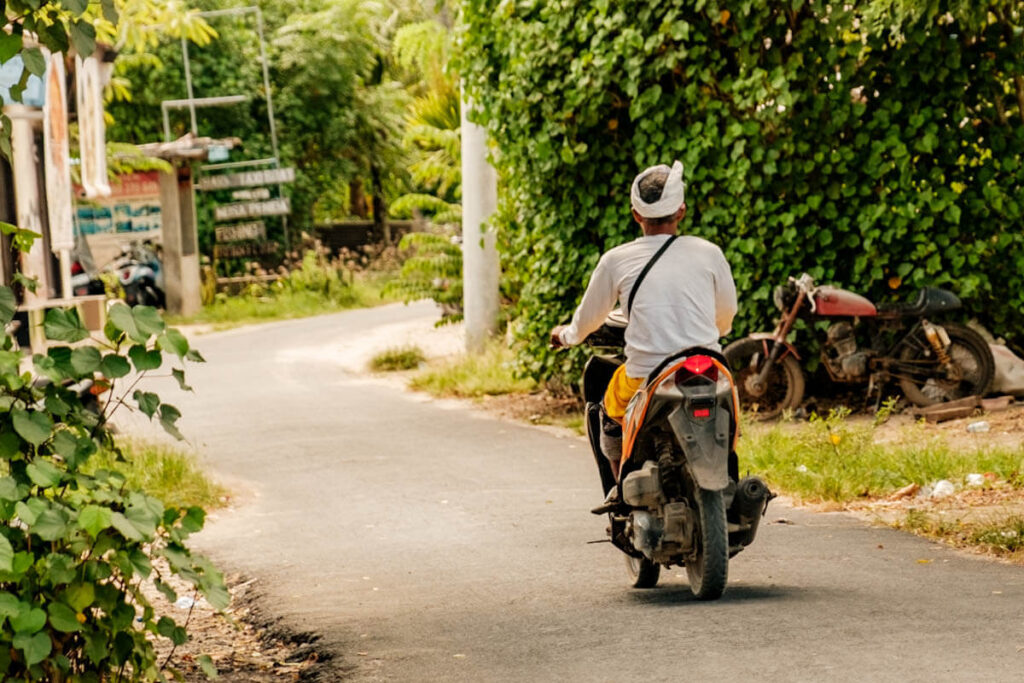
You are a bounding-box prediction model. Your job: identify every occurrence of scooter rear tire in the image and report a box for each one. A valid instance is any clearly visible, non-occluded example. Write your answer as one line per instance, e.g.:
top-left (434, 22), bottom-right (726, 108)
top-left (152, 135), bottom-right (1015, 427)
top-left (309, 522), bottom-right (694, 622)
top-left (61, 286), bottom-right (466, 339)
top-left (686, 488), bottom-right (728, 600)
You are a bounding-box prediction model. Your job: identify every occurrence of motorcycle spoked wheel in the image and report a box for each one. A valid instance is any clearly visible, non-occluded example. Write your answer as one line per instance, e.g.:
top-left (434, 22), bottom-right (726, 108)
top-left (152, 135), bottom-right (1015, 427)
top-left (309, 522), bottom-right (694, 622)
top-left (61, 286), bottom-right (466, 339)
top-left (685, 488), bottom-right (729, 601)
top-left (897, 322), bottom-right (995, 407)
top-left (625, 554), bottom-right (660, 589)
top-left (723, 337), bottom-right (805, 420)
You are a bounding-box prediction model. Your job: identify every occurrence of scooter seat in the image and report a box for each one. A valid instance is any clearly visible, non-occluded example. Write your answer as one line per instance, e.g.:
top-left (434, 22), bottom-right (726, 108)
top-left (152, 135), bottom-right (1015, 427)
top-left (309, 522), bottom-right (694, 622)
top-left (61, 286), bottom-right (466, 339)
top-left (876, 287), bottom-right (961, 318)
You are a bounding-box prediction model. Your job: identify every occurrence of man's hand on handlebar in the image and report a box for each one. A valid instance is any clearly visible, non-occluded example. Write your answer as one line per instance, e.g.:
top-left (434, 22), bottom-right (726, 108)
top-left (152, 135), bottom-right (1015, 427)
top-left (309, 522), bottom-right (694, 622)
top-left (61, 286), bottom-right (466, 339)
top-left (550, 325), bottom-right (568, 349)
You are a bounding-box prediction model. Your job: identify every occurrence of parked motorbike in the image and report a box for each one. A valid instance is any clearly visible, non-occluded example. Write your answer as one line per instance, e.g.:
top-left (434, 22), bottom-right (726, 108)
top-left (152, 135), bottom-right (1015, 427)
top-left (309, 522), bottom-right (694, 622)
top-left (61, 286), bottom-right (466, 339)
top-left (724, 273), bottom-right (995, 420)
top-left (582, 311), bottom-right (771, 599)
top-left (111, 240), bottom-right (165, 308)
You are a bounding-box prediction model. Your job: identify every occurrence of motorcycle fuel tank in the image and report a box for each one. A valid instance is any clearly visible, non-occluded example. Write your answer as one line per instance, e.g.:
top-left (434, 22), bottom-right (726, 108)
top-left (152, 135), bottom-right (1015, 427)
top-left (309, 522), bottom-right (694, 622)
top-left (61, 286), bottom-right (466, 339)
top-left (813, 286), bottom-right (877, 317)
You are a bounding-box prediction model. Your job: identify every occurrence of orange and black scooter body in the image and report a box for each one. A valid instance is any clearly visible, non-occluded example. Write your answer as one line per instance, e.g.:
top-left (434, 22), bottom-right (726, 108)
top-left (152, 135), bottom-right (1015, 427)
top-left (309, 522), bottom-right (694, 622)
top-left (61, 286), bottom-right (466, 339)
top-left (617, 347), bottom-right (739, 490)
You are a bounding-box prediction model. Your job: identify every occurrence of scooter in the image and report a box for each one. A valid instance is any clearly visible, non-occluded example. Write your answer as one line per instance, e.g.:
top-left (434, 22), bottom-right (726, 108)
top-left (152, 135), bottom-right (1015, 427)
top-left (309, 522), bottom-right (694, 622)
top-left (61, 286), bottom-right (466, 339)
top-left (111, 241), bottom-right (165, 308)
top-left (582, 311), bottom-right (771, 599)
top-left (724, 273), bottom-right (995, 419)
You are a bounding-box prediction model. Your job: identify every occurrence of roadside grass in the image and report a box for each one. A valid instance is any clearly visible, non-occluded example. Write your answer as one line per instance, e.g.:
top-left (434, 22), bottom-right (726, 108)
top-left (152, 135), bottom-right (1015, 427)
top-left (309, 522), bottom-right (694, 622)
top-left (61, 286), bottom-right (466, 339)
top-left (742, 409), bottom-right (1024, 561)
top-left (370, 345), bottom-right (426, 372)
top-left (86, 439), bottom-right (228, 510)
top-left (410, 342), bottom-right (536, 397)
top-left (896, 510), bottom-right (1024, 562)
top-left (168, 270), bottom-right (398, 331)
top-left (741, 409), bottom-right (1024, 503)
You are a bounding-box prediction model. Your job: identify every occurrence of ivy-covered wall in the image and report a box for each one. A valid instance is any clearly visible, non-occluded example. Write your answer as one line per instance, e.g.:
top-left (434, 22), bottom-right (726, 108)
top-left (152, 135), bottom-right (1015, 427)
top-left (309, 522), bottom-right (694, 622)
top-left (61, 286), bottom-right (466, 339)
top-left (460, 0), bottom-right (1024, 381)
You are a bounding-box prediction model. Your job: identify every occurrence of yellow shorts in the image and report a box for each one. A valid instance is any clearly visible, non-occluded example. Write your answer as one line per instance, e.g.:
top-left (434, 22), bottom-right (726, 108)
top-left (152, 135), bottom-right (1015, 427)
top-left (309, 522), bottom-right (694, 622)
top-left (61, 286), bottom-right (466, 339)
top-left (603, 364), bottom-right (645, 421)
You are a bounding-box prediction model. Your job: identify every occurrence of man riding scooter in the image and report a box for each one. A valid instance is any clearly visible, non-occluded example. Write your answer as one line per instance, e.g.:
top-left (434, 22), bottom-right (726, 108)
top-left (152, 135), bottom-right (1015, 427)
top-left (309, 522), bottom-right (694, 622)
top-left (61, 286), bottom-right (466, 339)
top-left (550, 161), bottom-right (737, 506)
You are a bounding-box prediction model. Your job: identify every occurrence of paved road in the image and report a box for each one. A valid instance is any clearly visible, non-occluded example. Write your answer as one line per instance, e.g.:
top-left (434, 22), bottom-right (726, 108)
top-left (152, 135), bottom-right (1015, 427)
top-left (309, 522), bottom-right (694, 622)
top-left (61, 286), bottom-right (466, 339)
top-left (137, 303), bottom-right (1024, 682)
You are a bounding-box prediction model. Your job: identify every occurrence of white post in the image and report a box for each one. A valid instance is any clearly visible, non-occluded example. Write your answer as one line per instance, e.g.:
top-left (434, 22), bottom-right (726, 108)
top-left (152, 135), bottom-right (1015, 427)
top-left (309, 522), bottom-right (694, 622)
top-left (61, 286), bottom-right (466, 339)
top-left (460, 96), bottom-right (499, 353)
top-left (7, 104), bottom-right (49, 305)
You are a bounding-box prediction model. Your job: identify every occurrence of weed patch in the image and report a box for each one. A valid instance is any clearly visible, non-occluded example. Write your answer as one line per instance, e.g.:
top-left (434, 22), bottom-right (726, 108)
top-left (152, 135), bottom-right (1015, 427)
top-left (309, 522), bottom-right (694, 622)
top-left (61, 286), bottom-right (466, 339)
top-left (370, 345), bottom-right (426, 372)
top-left (411, 343), bottom-right (536, 398)
top-left (87, 440), bottom-right (228, 510)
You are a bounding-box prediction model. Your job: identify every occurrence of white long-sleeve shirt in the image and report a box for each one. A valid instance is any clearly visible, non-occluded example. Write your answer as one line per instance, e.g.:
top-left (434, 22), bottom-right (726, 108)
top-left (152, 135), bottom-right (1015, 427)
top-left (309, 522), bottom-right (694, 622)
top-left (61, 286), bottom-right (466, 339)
top-left (560, 234), bottom-right (738, 378)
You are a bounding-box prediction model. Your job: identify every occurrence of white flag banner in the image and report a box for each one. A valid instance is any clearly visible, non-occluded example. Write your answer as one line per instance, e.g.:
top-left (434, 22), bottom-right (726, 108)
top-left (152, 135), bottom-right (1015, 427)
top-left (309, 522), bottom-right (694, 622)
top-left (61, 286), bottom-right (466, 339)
top-left (44, 52), bottom-right (74, 252)
top-left (75, 55), bottom-right (111, 198)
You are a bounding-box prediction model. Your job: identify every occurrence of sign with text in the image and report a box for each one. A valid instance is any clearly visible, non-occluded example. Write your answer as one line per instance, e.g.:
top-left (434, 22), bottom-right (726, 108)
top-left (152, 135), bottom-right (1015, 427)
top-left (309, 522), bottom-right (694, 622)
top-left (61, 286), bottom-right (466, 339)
top-left (214, 241), bottom-right (279, 260)
top-left (216, 221), bottom-right (266, 243)
top-left (214, 197), bottom-right (290, 221)
top-left (198, 167), bottom-right (295, 191)
top-left (231, 187), bottom-right (271, 201)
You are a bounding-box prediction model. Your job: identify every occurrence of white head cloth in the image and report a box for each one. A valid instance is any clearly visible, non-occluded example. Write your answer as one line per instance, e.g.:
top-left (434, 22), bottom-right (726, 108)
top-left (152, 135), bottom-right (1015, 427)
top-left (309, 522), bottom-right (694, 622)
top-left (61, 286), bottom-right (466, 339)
top-left (630, 160), bottom-right (685, 218)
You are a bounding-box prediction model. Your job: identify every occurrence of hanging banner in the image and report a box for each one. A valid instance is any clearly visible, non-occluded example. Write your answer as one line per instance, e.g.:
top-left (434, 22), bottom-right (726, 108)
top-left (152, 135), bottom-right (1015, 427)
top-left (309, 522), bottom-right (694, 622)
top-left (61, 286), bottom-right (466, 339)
top-left (75, 55), bottom-right (111, 198)
top-left (44, 53), bottom-right (74, 253)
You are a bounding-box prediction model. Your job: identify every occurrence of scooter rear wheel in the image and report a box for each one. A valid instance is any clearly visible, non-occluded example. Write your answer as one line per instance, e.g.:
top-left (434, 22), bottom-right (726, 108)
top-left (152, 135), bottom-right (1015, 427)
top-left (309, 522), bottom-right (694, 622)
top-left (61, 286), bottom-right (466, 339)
top-left (625, 554), bottom-right (660, 589)
top-left (686, 488), bottom-right (729, 600)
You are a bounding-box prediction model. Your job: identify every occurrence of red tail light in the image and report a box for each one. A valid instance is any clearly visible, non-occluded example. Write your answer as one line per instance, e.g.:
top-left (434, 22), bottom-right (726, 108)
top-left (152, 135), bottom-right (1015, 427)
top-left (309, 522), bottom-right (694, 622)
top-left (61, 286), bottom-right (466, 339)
top-left (675, 355), bottom-right (718, 385)
top-left (71, 261), bottom-right (83, 275)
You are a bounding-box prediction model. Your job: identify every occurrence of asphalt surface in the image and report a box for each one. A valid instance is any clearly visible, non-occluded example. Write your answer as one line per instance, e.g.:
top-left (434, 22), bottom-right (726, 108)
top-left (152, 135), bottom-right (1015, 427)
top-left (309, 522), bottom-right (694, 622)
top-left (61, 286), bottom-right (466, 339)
top-left (133, 302), bottom-right (1024, 682)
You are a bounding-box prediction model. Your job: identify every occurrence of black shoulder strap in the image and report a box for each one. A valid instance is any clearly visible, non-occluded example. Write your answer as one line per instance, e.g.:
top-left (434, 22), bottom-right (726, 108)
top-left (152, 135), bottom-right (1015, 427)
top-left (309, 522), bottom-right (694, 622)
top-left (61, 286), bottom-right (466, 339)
top-left (626, 235), bottom-right (678, 317)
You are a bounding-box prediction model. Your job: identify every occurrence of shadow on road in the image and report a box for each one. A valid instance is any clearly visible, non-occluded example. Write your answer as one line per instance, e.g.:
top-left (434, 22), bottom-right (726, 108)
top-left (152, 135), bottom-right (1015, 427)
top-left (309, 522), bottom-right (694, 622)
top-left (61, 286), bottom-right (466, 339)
top-left (625, 582), bottom-right (800, 606)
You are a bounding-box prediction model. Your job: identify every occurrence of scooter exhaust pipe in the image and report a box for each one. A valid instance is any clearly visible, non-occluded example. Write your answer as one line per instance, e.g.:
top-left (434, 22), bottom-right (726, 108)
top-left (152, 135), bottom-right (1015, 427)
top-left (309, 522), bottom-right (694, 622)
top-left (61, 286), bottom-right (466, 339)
top-left (729, 476), bottom-right (772, 548)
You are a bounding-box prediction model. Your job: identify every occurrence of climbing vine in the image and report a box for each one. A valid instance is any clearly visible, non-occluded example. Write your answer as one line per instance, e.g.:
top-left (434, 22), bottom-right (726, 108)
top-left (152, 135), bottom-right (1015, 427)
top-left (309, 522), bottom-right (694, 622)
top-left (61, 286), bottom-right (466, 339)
top-left (459, 0), bottom-right (1024, 381)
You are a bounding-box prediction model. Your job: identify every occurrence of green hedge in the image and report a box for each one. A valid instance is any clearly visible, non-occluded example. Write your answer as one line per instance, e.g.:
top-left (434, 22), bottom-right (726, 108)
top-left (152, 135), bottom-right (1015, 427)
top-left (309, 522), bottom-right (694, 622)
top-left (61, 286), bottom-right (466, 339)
top-left (460, 0), bottom-right (1024, 381)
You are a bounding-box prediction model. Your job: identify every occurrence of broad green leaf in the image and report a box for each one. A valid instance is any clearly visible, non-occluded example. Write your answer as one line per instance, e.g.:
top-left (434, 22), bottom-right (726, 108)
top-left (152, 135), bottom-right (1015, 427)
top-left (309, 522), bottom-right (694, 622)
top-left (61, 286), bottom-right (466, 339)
top-left (0, 592), bottom-right (19, 619)
top-left (51, 430), bottom-right (78, 460)
top-left (186, 348), bottom-right (206, 363)
top-left (0, 287), bottom-right (14, 325)
top-left (45, 553), bottom-right (75, 584)
top-left (70, 347), bottom-right (102, 375)
top-left (15, 499), bottom-right (43, 525)
top-left (133, 390), bottom-right (159, 418)
top-left (111, 511), bottom-right (144, 541)
top-left (128, 344), bottom-right (162, 372)
top-left (156, 616), bottom-right (176, 638)
top-left (11, 605), bottom-right (46, 634)
top-left (101, 0), bottom-right (119, 23)
top-left (181, 506), bottom-right (206, 534)
top-left (44, 308), bottom-right (89, 343)
top-left (26, 460), bottom-right (62, 488)
top-left (0, 33), bottom-right (21, 65)
top-left (133, 306), bottom-right (165, 337)
top-left (21, 48), bottom-right (45, 77)
top-left (64, 0), bottom-right (90, 14)
top-left (48, 603), bottom-right (82, 633)
top-left (172, 368), bottom-right (193, 392)
top-left (84, 632), bottom-right (108, 664)
top-left (158, 328), bottom-right (189, 357)
top-left (199, 654), bottom-right (219, 678)
top-left (32, 508), bottom-right (68, 541)
top-left (108, 303), bottom-right (145, 342)
top-left (13, 631), bottom-right (51, 666)
top-left (78, 505), bottom-right (112, 538)
top-left (160, 404), bottom-right (184, 440)
top-left (99, 354), bottom-right (130, 379)
top-left (65, 582), bottom-right (95, 612)
top-left (12, 409), bottom-right (52, 446)
top-left (0, 476), bottom-right (19, 501)
top-left (0, 534), bottom-right (12, 572)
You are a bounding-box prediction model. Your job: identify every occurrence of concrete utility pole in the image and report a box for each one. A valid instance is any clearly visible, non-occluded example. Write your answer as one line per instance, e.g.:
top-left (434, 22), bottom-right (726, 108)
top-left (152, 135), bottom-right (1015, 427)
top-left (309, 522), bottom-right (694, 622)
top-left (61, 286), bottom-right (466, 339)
top-left (460, 98), bottom-right (499, 353)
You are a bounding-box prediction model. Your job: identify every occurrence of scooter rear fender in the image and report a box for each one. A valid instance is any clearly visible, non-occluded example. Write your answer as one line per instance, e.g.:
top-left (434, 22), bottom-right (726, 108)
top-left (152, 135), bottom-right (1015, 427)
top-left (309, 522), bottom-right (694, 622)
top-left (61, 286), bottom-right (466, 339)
top-left (667, 383), bottom-right (733, 491)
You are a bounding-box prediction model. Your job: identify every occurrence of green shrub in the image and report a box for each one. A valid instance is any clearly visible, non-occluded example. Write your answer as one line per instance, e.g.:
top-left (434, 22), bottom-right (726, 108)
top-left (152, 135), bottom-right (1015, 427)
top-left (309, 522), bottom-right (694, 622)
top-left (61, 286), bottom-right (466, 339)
top-left (0, 224), bottom-right (225, 680)
top-left (460, 1), bottom-right (1024, 382)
